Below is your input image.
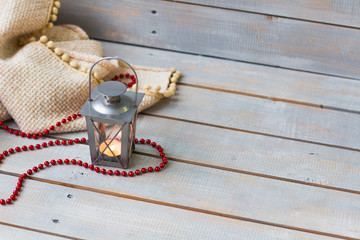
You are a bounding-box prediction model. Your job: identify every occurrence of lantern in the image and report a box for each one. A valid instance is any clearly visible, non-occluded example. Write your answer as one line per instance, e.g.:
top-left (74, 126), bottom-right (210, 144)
top-left (79, 57), bottom-right (144, 168)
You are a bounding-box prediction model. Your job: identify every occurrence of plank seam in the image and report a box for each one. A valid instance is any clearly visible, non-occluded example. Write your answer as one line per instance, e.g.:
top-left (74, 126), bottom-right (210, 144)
top-left (0, 221), bottom-right (83, 240)
top-left (0, 171), bottom-right (355, 240)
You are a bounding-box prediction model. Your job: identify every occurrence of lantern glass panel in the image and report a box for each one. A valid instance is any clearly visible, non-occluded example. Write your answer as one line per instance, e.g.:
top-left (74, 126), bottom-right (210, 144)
top-left (128, 115), bottom-right (135, 159)
top-left (91, 120), bottom-right (124, 163)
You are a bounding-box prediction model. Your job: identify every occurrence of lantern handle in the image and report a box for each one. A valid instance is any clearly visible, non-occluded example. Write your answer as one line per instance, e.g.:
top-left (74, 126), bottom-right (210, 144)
top-left (88, 57), bottom-right (139, 107)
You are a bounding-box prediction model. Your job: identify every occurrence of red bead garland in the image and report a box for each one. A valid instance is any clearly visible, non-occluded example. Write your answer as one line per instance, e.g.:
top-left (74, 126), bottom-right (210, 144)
top-left (111, 72), bottom-right (136, 88)
top-left (0, 113), bottom-right (168, 206)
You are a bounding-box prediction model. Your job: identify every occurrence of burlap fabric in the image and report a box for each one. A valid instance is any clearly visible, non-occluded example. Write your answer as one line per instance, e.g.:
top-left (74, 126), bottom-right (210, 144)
top-left (0, 0), bottom-right (180, 134)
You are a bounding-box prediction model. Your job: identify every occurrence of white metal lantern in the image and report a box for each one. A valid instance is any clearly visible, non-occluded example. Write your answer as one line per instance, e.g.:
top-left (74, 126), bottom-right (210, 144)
top-left (79, 57), bottom-right (144, 168)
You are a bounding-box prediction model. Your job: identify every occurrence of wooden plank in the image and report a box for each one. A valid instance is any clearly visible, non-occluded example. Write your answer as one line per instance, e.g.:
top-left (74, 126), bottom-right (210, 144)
top-left (0, 132), bottom-right (360, 238)
top-left (44, 114), bottom-right (360, 194)
top-left (143, 85), bottom-right (360, 150)
top-left (0, 174), bottom-right (339, 240)
top-left (102, 42), bottom-right (360, 113)
top-left (177, 0), bottom-right (360, 28)
top-left (58, 0), bottom-right (360, 79)
top-left (0, 224), bottom-right (69, 240)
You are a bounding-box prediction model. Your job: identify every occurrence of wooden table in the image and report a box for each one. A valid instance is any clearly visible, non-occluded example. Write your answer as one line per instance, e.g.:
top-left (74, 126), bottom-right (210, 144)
top-left (1, 1), bottom-right (360, 239)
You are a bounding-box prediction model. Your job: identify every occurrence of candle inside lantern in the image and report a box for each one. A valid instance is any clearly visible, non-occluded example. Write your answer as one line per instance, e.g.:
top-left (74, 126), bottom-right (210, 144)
top-left (99, 139), bottom-right (121, 157)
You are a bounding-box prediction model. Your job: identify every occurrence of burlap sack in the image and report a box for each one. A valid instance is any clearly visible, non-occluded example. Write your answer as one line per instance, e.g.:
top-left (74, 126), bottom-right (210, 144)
top-left (0, 0), bottom-right (180, 133)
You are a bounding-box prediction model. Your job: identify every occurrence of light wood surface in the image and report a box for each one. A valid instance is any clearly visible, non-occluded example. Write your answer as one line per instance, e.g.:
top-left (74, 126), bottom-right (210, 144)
top-left (0, 224), bottom-right (69, 240)
top-left (58, 0), bottom-right (360, 79)
top-left (178, 0), bottom-right (360, 28)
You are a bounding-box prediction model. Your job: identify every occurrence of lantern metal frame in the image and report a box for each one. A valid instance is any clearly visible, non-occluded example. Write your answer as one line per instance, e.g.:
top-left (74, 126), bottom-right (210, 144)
top-left (79, 57), bottom-right (144, 169)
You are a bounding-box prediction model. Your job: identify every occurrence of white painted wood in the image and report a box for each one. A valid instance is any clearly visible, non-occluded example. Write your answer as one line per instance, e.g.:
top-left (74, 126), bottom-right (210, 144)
top-left (143, 85), bottom-right (360, 150)
top-left (0, 132), bottom-right (359, 238)
top-left (0, 224), bottom-right (68, 240)
top-left (177, 0), bottom-right (360, 28)
top-left (102, 42), bottom-right (360, 113)
top-left (0, 174), bottom-right (339, 240)
top-left (58, 0), bottom-right (360, 79)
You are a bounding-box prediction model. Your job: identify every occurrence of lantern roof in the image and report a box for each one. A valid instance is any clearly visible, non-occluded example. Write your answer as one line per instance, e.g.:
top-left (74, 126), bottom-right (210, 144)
top-left (79, 82), bottom-right (144, 123)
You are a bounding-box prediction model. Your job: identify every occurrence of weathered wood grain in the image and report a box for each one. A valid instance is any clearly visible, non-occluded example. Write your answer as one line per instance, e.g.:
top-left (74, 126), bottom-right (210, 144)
top-left (0, 174), bottom-right (341, 240)
top-left (58, 0), bottom-right (360, 79)
top-left (0, 132), bottom-right (360, 238)
top-left (143, 85), bottom-right (360, 150)
top-left (102, 42), bottom-right (360, 113)
top-left (176, 0), bottom-right (360, 28)
top-left (0, 224), bottom-right (69, 240)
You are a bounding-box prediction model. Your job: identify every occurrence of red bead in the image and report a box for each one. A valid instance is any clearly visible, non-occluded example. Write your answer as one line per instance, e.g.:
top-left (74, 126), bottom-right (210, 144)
top-left (132, 80), bottom-right (136, 84)
top-left (3, 150), bottom-right (8, 156)
top-left (33, 166), bottom-right (38, 172)
top-left (35, 144), bottom-right (41, 149)
top-left (64, 159), bottom-right (70, 164)
top-left (151, 142), bottom-right (156, 147)
top-left (38, 132), bottom-right (44, 137)
top-left (121, 171), bottom-right (127, 176)
top-left (56, 122), bottom-right (61, 127)
top-left (61, 119), bottom-right (66, 123)
top-left (125, 73), bottom-right (130, 78)
top-left (9, 148), bottom-right (14, 154)
top-left (18, 177), bottom-right (23, 182)
top-left (155, 166), bottom-right (160, 172)
top-left (21, 146), bottom-right (27, 151)
top-left (81, 138), bottom-right (87, 143)
top-left (44, 161), bottom-right (50, 166)
top-left (29, 145), bottom-right (34, 150)
top-left (67, 116), bottom-right (72, 121)
top-left (22, 173), bottom-right (27, 178)
top-left (3, 126), bottom-right (8, 130)
top-left (14, 130), bottom-right (19, 135)
top-left (128, 171), bottom-right (134, 177)
top-left (15, 147), bottom-right (21, 152)
top-left (130, 75), bottom-right (135, 79)
top-left (42, 142), bottom-right (47, 148)
top-left (120, 74), bottom-right (124, 78)
top-left (61, 140), bottom-right (67, 145)
top-left (27, 169), bottom-right (33, 175)
top-left (148, 167), bottom-right (153, 172)
top-left (44, 129), bottom-right (50, 135)
top-left (32, 134), bottom-right (38, 139)
top-left (0, 121), bottom-right (3, 125)
top-left (77, 113), bottom-right (82, 117)
top-left (89, 164), bottom-right (94, 170)
top-left (10, 195), bottom-right (16, 200)
top-left (135, 170), bottom-right (140, 175)
top-left (72, 114), bottom-right (77, 119)
top-left (77, 160), bottom-right (82, 166)
top-left (20, 132), bottom-right (26, 137)
top-left (16, 186), bottom-right (21, 191)
top-left (141, 168), bottom-right (147, 173)
top-left (74, 138), bottom-right (80, 143)
top-left (0, 199), bottom-right (5, 205)
top-left (83, 162), bottom-right (88, 168)
top-left (107, 170), bottom-right (113, 175)
top-left (156, 145), bottom-right (161, 149)
top-left (68, 140), bottom-right (74, 145)
top-left (8, 128), bottom-right (13, 134)
top-left (115, 75), bottom-right (119, 80)
top-left (48, 141), bottom-right (54, 146)
top-left (158, 148), bottom-right (164, 153)
top-left (163, 160), bottom-right (168, 165)
top-left (71, 159), bottom-right (76, 165)
top-left (26, 133), bottom-right (31, 138)
top-left (160, 163), bottom-right (165, 168)
top-left (140, 138), bottom-right (145, 144)
top-left (160, 153), bottom-right (165, 157)
top-left (146, 139), bottom-right (151, 144)
top-left (0, 154), bottom-right (3, 159)
top-left (95, 167), bottom-right (100, 173)
top-left (38, 164), bottom-right (44, 169)
top-left (114, 170), bottom-right (120, 176)
top-left (6, 199), bottom-right (12, 204)
top-left (55, 140), bottom-right (60, 145)
top-left (135, 138), bottom-right (138, 143)
top-left (101, 168), bottom-right (107, 174)
top-left (50, 160), bottom-right (56, 165)
top-left (57, 159), bottom-right (63, 164)
top-left (127, 82), bottom-right (132, 87)
top-left (13, 190), bottom-right (18, 196)
top-left (49, 125), bottom-right (55, 130)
